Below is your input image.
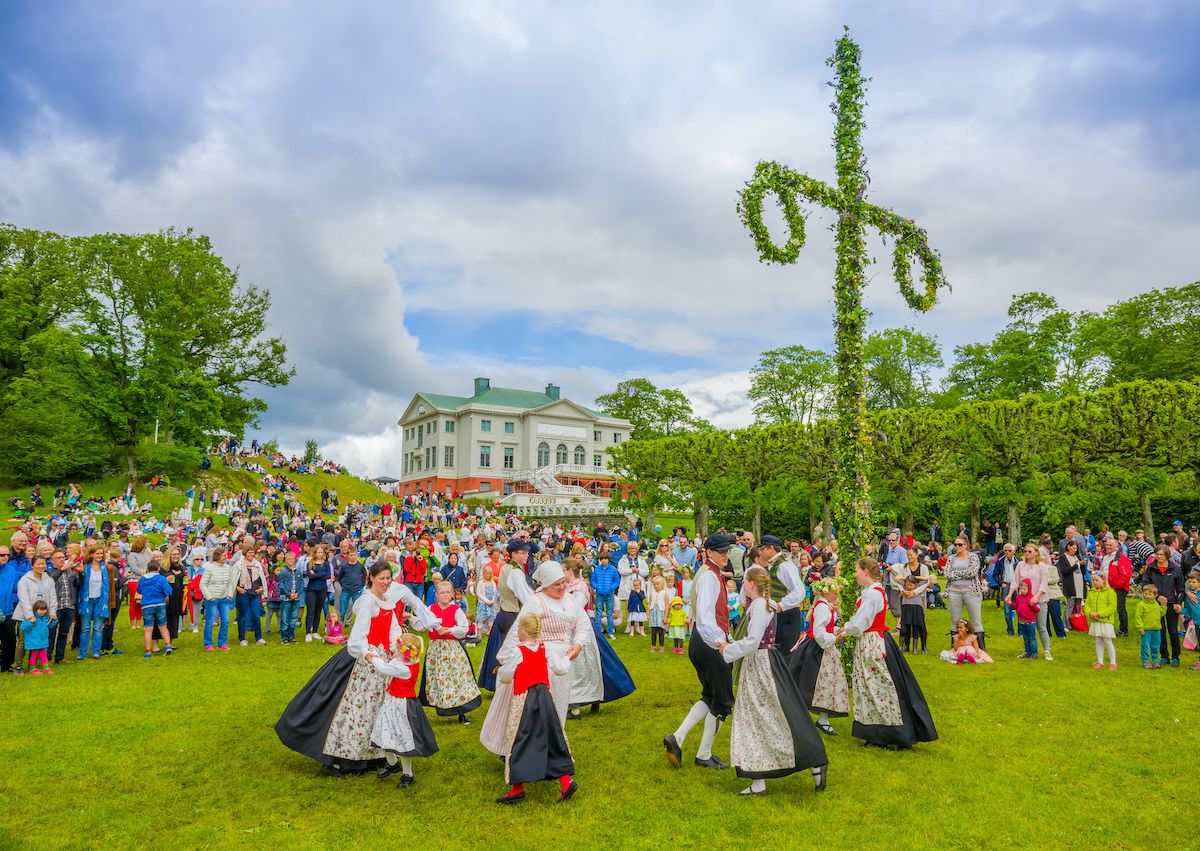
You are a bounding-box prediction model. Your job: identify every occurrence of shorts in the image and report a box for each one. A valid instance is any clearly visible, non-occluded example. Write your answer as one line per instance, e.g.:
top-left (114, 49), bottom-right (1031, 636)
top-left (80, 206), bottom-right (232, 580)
top-left (142, 604), bottom-right (168, 627)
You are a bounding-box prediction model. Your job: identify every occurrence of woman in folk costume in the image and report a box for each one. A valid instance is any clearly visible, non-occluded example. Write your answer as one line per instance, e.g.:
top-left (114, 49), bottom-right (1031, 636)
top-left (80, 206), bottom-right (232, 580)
top-left (419, 580), bottom-right (482, 724)
top-left (478, 540), bottom-right (533, 691)
top-left (495, 613), bottom-right (577, 805)
top-left (562, 557), bottom-right (635, 719)
top-left (663, 534), bottom-right (737, 771)
top-left (789, 576), bottom-right (849, 735)
top-left (836, 557), bottom-right (938, 750)
top-left (371, 633), bottom-right (439, 788)
top-left (719, 567), bottom-right (828, 796)
top-left (480, 561), bottom-right (591, 757)
top-left (275, 561), bottom-right (439, 775)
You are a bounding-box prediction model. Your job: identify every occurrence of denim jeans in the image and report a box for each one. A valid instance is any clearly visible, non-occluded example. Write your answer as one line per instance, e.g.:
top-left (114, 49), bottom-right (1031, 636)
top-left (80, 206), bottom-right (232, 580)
top-left (77, 598), bottom-right (105, 658)
top-left (338, 587), bottom-right (364, 623)
top-left (1017, 621), bottom-right (1039, 657)
top-left (1140, 629), bottom-right (1162, 665)
top-left (204, 598), bottom-right (233, 647)
top-left (594, 593), bottom-right (615, 636)
top-left (53, 606), bottom-right (76, 662)
top-left (305, 590), bottom-right (327, 634)
top-left (236, 594), bottom-right (263, 641)
top-left (405, 582), bottom-right (424, 601)
top-left (1047, 598), bottom-right (1067, 638)
top-left (280, 599), bottom-right (299, 641)
top-left (1000, 584), bottom-right (1015, 632)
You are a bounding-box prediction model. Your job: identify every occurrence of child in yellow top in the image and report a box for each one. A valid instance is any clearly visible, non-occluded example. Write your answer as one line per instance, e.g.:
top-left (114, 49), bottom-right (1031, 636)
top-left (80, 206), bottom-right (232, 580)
top-left (666, 596), bottom-right (688, 654)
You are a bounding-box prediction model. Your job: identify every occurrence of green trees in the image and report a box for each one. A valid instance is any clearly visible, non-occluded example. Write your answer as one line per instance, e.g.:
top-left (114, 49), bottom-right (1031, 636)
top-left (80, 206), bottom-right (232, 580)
top-left (748, 344), bottom-right (832, 424)
top-left (0, 225), bottom-right (291, 481)
top-left (595, 378), bottom-right (707, 439)
top-left (864, 328), bottom-right (943, 410)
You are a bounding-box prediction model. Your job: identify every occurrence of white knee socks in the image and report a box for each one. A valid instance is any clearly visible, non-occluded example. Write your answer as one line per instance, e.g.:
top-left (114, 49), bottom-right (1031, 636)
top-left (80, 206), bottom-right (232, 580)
top-left (673, 700), bottom-right (709, 746)
top-left (749, 779), bottom-right (766, 793)
top-left (697, 714), bottom-right (721, 760)
top-left (400, 756), bottom-right (413, 775)
top-left (818, 712), bottom-right (829, 726)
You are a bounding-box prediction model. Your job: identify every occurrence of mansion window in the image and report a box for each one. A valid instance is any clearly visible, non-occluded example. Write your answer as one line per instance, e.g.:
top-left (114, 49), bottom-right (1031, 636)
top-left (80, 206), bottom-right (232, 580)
top-left (593, 454), bottom-right (602, 468)
top-left (503, 447), bottom-right (514, 469)
top-left (444, 446), bottom-right (454, 467)
top-left (480, 445), bottom-right (491, 467)
top-left (504, 421), bottom-right (514, 434)
top-left (445, 420), bottom-right (455, 433)
top-left (537, 441), bottom-right (550, 466)
top-left (481, 419), bottom-right (492, 433)
top-left (594, 430), bottom-right (602, 442)
top-left (556, 443), bottom-right (568, 465)
top-left (574, 445), bottom-right (585, 465)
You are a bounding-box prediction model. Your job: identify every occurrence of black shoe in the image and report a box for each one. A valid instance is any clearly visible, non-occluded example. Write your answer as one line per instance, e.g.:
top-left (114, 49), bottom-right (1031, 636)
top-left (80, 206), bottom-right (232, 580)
top-left (1006, 630), bottom-right (1015, 636)
top-left (377, 762), bottom-right (403, 779)
top-left (558, 780), bottom-right (578, 802)
top-left (817, 722), bottom-right (838, 736)
top-left (663, 735), bottom-right (681, 768)
top-left (497, 790), bottom-right (525, 805)
top-left (322, 764), bottom-right (348, 777)
top-left (813, 764), bottom-right (828, 792)
top-left (860, 741), bottom-right (885, 749)
top-left (398, 774), bottom-right (415, 788)
top-left (695, 755), bottom-right (728, 769)
top-left (590, 702), bottom-right (600, 715)
top-left (567, 709), bottom-right (581, 721)
top-left (738, 786), bottom-right (767, 796)
top-left (457, 714), bottom-right (471, 725)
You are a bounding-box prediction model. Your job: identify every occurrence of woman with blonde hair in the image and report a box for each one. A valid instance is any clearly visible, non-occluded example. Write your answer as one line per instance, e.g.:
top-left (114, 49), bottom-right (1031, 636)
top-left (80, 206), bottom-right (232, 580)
top-left (1005, 543), bottom-right (1052, 661)
top-left (836, 558), bottom-right (937, 750)
top-left (718, 566), bottom-right (827, 795)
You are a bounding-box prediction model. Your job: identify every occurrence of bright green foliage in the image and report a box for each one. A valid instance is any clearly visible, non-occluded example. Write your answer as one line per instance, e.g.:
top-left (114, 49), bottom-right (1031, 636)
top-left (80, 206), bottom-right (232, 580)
top-left (748, 344), bottom-right (832, 424)
top-left (595, 378), bottom-right (707, 439)
top-left (737, 30), bottom-right (948, 606)
top-left (303, 439), bottom-right (321, 465)
top-left (864, 328), bottom-right (943, 410)
top-left (1083, 282), bottom-right (1200, 384)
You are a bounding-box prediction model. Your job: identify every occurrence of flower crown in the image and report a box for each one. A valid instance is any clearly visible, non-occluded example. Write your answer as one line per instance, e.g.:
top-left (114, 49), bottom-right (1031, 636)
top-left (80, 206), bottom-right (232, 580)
top-left (811, 577), bottom-right (844, 596)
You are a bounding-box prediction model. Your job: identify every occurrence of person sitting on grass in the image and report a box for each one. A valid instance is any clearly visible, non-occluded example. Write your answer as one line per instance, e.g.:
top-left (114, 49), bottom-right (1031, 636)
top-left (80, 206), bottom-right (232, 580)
top-left (323, 609), bottom-right (347, 645)
top-left (137, 557), bottom-right (175, 658)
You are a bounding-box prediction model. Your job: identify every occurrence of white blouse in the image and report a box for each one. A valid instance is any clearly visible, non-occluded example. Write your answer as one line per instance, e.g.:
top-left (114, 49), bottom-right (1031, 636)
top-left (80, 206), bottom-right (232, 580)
top-left (809, 599), bottom-right (837, 650)
top-left (721, 597), bottom-right (772, 663)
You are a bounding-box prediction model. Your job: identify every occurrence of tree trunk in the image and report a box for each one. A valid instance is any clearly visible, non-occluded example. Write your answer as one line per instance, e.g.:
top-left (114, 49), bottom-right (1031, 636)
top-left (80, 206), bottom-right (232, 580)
top-left (693, 497), bottom-right (710, 539)
top-left (752, 494), bottom-right (762, 539)
top-left (645, 505), bottom-right (656, 535)
top-left (126, 449), bottom-right (137, 478)
top-left (1006, 501), bottom-right (1021, 549)
top-left (1139, 492), bottom-right (1154, 537)
top-left (820, 491), bottom-right (833, 540)
top-left (970, 498), bottom-right (980, 548)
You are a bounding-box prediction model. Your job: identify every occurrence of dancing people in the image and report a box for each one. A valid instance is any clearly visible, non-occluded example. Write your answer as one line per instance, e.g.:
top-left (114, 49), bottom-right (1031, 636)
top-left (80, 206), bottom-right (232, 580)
top-left (836, 557), bottom-right (938, 750)
top-left (789, 576), bottom-right (848, 735)
top-left (663, 534), bottom-right (736, 770)
top-left (478, 540), bottom-right (533, 691)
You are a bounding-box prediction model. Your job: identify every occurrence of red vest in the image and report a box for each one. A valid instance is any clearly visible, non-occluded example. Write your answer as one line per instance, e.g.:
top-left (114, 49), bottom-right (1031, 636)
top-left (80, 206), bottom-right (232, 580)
top-left (386, 661), bottom-right (421, 698)
top-left (366, 605), bottom-right (396, 648)
top-left (707, 562), bottom-right (730, 633)
top-left (429, 603), bottom-right (458, 640)
top-left (805, 599), bottom-right (837, 639)
top-left (855, 585), bottom-right (889, 633)
top-left (513, 644), bottom-right (550, 696)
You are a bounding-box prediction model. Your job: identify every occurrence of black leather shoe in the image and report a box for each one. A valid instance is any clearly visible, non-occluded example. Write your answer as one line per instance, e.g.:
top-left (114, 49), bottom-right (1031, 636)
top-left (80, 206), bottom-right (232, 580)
top-left (558, 780), bottom-right (578, 802)
top-left (457, 714), bottom-right (471, 725)
top-left (322, 764), bottom-right (347, 777)
top-left (398, 774), bottom-right (415, 788)
top-left (813, 764), bottom-right (828, 792)
top-left (695, 755), bottom-right (728, 769)
top-left (567, 708), bottom-right (581, 721)
top-left (377, 762), bottom-right (403, 779)
top-left (590, 702), bottom-right (600, 715)
top-left (496, 790), bottom-right (525, 805)
top-left (663, 735), bottom-right (681, 768)
top-left (817, 722), bottom-right (838, 736)
top-left (738, 786), bottom-right (767, 796)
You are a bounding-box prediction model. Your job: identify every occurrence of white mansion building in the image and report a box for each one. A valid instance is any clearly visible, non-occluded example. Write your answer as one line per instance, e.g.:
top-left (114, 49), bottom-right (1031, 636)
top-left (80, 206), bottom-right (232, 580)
top-left (397, 378), bottom-right (633, 501)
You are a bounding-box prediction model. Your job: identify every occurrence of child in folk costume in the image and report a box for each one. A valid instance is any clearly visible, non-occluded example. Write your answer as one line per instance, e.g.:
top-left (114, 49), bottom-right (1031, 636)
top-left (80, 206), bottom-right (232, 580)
top-left (647, 575), bottom-right (671, 653)
top-left (419, 581), bottom-right (482, 724)
top-left (789, 576), bottom-right (848, 735)
top-left (836, 557), bottom-right (938, 750)
top-left (371, 633), bottom-right (439, 788)
top-left (496, 613), bottom-right (577, 805)
top-left (718, 567), bottom-right (828, 796)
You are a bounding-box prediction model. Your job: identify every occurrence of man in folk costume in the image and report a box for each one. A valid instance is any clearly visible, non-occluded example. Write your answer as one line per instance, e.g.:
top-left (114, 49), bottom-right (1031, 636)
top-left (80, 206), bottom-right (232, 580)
top-left (663, 533), bottom-right (736, 770)
top-left (477, 540), bottom-right (533, 691)
top-left (761, 535), bottom-right (805, 656)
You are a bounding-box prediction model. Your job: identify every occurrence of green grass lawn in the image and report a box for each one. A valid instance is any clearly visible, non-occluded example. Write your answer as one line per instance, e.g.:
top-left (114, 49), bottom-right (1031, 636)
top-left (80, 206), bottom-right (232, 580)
top-left (1, 602), bottom-right (1195, 850)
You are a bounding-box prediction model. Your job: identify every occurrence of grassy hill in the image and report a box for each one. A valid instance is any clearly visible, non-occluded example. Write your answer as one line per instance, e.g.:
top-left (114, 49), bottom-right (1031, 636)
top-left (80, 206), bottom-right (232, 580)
top-left (1, 456), bottom-right (397, 521)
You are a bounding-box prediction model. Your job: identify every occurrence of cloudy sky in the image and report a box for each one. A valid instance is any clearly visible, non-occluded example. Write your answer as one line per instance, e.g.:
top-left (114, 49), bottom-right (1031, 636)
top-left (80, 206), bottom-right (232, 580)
top-left (2, 1), bottom-right (1198, 475)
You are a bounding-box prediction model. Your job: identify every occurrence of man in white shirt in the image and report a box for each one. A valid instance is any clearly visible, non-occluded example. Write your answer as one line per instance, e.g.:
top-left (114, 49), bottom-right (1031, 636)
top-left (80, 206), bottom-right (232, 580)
top-left (664, 533), bottom-right (736, 771)
top-left (760, 535), bottom-right (805, 654)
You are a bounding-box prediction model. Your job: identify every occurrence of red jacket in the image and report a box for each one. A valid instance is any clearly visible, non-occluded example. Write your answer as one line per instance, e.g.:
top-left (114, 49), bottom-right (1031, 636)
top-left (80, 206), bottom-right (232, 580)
top-left (1105, 553), bottom-right (1133, 592)
top-left (403, 554), bottom-right (428, 584)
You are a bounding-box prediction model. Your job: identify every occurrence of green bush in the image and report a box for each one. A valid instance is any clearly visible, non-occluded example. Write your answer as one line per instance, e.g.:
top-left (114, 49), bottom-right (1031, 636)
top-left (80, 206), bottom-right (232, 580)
top-left (136, 443), bottom-right (203, 482)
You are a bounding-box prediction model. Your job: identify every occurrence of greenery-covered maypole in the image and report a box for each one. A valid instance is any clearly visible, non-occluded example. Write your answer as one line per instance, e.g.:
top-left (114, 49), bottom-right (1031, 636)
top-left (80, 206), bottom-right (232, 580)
top-left (737, 29), bottom-right (949, 612)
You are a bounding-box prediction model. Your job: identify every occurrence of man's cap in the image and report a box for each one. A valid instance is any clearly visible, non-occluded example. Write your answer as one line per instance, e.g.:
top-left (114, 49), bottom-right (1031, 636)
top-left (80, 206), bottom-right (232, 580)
top-left (760, 535), bottom-right (784, 548)
top-left (506, 540), bottom-right (531, 554)
top-left (703, 533), bottom-right (735, 553)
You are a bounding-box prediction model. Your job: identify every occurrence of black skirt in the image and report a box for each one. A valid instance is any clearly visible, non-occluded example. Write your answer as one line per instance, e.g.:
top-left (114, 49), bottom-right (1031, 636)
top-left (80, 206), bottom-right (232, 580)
top-left (775, 608), bottom-right (803, 657)
top-left (508, 683), bottom-right (575, 784)
top-left (478, 609), bottom-right (518, 692)
top-left (899, 605), bottom-right (926, 629)
top-left (852, 631), bottom-right (939, 748)
top-left (372, 697), bottom-right (440, 758)
top-left (788, 639), bottom-right (848, 718)
top-left (688, 626), bottom-right (734, 720)
top-left (274, 647), bottom-right (384, 771)
top-left (734, 649), bottom-right (828, 779)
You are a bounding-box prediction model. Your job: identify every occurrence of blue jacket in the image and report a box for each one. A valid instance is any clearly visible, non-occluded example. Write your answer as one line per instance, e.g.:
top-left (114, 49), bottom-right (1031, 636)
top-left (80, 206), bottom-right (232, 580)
top-left (21, 613), bottom-right (51, 651)
top-left (590, 562), bottom-right (620, 595)
top-left (1181, 587), bottom-right (1200, 625)
top-left (0, 561), bottom-right (19, 617)
top-left (277, 566), bottom-right (301, 598)
top-left (306, 560), bottom-right (332, 592)
top-left (138, 572), bottom-right (172, 607)
top-left (443, 562), bottom-right (468, 591)
top-left (80, 564), bottom-right (111, 610)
